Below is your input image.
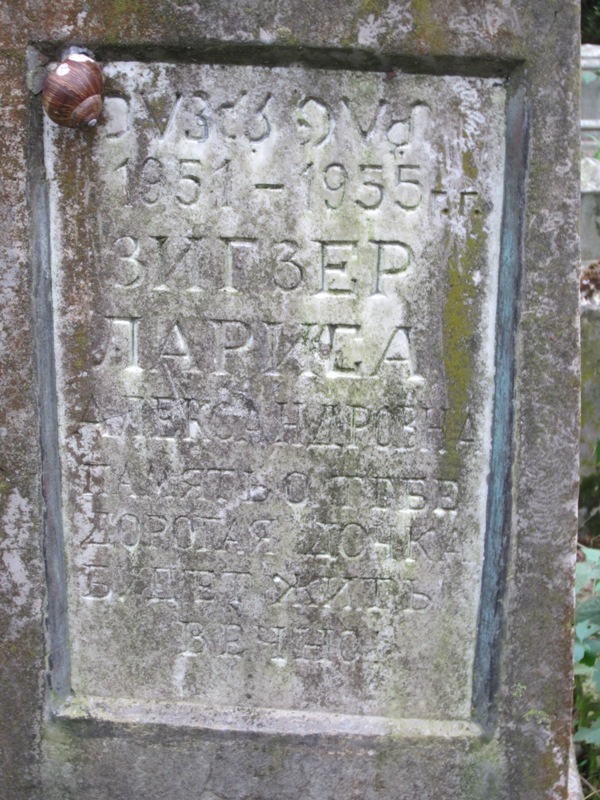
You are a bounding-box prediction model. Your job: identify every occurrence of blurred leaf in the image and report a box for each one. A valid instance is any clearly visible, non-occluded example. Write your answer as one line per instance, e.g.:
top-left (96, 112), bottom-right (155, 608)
top-left (593, 659), bottom-right (600, 694)
top-left (582, 546), bottom-right (600, 564)
top-left (577, 596), bottom-right (600, 625)
top-left (574, 544), bottom-right (600, 789)
top-left (576, 560), bottom-right (600, 592)
top-left (575, 722), bottom-right (600, 745)
top-left (576, 620), bottom-right (600, 640)
top-left (583, 650), bottom-right (598, 668)
top-left (576, 562), bottom-right (594, 593)
top-left (586, 640), bottom-right (600, 658)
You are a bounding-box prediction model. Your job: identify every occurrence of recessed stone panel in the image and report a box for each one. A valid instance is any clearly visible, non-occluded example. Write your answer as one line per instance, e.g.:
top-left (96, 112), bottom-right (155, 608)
top-left (46, 63), bottom-right (505, 720)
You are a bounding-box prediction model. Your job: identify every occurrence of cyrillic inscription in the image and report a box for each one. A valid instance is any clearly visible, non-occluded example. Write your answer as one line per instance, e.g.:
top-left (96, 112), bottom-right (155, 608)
top-left (46, 64), bottom-right (505, 719)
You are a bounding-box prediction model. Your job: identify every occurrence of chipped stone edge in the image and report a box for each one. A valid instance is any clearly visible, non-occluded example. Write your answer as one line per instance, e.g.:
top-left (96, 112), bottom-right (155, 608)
top-left (568, 739), bottom-right (584, 800)
top-left (56, 695), bottom-right (485, 740)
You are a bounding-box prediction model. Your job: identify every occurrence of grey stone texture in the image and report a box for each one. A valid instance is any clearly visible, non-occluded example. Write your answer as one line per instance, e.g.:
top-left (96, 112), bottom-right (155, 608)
top-left (46, 62), bottom-right (504, 721)
top-left (0, 2), bottom-right (580, 799)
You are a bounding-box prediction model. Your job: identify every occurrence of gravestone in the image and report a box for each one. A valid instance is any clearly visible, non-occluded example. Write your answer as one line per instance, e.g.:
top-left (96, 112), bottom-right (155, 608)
top-left (581, 46), bottom-right (600, 265)
top-left (581, 44), bottom-right (600, 158)
top-left (0, 3), bottom-right (579, 799)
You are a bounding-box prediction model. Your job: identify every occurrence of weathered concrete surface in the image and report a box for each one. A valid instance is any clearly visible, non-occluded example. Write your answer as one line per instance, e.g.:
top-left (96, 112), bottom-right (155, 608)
top-left (0, 2), bottom-right (580, 799)
top-left (45, 62), bottom-right (504, 721)
top-left (0, 52), bottom-right (44, 800)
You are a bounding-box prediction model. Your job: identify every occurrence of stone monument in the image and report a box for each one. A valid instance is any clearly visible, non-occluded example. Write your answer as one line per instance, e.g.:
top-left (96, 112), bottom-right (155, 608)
top-left (0, 3), bottom-right (580, 798)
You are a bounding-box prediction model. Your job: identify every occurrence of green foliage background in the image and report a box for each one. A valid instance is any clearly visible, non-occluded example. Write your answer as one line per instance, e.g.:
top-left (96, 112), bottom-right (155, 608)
top-left (583, 0), bottom-right (600, 43)
top-left (575, 548), bottom-right (600, 793)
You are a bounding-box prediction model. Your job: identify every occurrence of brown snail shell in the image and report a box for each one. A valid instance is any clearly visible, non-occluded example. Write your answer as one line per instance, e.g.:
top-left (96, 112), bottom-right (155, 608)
top-left (42, 54), bottom-right (103, 129)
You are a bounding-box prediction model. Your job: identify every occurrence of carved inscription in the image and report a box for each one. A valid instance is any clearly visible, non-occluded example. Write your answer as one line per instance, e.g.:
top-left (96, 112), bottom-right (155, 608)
top-left (46, 64), bottom-right (506, 719)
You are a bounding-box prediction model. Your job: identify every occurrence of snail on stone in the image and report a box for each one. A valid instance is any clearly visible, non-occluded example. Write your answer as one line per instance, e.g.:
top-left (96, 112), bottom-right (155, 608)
top-left (42, 52), bottom-right (103, 129)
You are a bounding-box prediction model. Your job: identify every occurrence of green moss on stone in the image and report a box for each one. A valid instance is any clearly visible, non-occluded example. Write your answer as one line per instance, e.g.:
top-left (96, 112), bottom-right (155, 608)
top-left (441, 214), bottom-right (484, 480)
top-left (100, 0), bottom-right (159, 42)
top-left (463, 740), bottom-right (503, 800)
top-left (360, 0), bottom-right (384, 18)
top-left (0, 471), bottom-right (10, 503)
top-left (411, 0), bottom-right (447, 50)
top-left (73, 327), bottom-right (87, 372)
top-left (462, 150), bottom-right (478, 182)
top-left (275, 27), bottom-right (300, 46)
top-left (113, 0), bottom-right (145, 20)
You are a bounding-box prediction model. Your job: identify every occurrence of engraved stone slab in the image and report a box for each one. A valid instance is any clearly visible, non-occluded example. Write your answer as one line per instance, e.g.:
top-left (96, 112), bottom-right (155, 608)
top-left (45, 63), bottom-right (505, 721)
